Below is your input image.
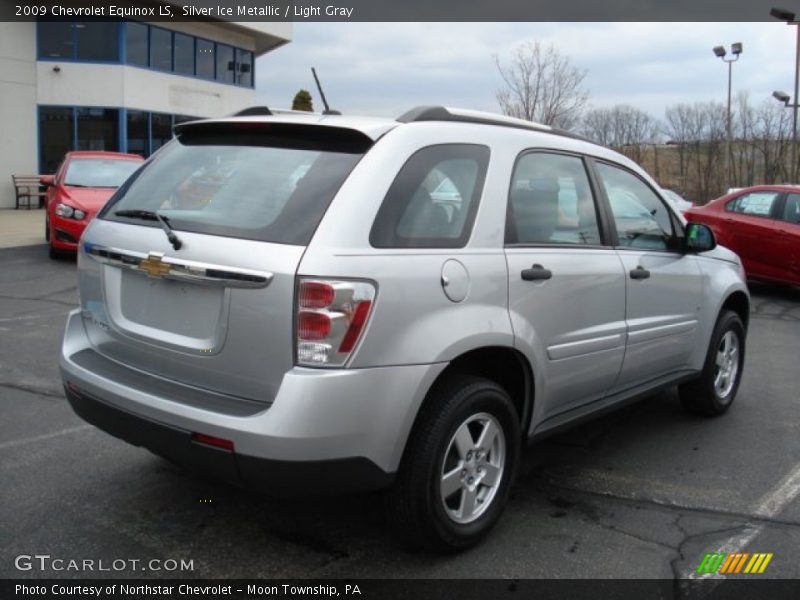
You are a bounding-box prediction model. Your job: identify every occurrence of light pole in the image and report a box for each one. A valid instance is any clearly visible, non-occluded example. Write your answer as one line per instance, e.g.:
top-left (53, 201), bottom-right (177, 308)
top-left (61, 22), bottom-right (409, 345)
top-left (773, 91), bottom-right (800, 182)
top-left (713, 43), bottom-right (742, 186)
top-left (771, 7), bottom-right (800, 182)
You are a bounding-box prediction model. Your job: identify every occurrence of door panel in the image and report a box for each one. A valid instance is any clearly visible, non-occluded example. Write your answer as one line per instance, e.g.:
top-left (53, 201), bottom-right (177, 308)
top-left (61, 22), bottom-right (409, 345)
top-left (504, 151), bottom-right (625, 421)
top-left (592, 160), bottom-right (705, 390)
top-left (723, 191), bottom-right (783, 281)
top-left (506, 248), bottom-right (627, 420)
top-left (613, 250), bottom-right (703, 389)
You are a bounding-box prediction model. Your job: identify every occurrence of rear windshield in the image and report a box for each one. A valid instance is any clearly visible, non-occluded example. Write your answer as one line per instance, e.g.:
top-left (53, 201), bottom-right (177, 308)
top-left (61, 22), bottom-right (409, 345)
top-left (66, 158), bottom-right (142, 188)
top-left (101, 126), bottom-right (368, 245)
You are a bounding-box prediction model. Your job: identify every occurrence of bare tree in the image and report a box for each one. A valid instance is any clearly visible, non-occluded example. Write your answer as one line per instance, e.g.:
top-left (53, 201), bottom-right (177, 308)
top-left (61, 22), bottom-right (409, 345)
top-left (688, 102), bottom-right (727, 202)
top-left (581, 107), bottom-right (615, 146)
top-left (581, 104), bottom-right (658, 165)
top-left (733, 91), bottom-right (756, 187)
top-left (663, 104), bottom-right (694, 188)
top-left (753, 98), bottom-right (792, 183)
top-left (648, 97), bottom-right (795, 203)
top-left (494, 41), bottom-right (589, 130)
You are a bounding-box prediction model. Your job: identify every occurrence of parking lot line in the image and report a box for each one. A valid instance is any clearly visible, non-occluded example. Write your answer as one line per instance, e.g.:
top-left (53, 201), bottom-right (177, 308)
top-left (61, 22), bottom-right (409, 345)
top-left (688, 460), bottom-right (800, 579)
top-left (0, 424), bottom-right (91, 450)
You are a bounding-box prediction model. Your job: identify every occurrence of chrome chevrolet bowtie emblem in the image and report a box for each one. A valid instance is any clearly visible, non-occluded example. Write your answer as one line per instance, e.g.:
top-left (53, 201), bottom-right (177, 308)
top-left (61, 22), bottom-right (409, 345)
top-left (138, 252), bottom-right (171, 278)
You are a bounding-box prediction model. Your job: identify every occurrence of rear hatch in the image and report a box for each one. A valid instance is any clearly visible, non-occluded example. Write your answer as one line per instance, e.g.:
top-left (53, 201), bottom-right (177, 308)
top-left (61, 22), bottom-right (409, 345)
top-left (76, 120), bottom-right (377, 407)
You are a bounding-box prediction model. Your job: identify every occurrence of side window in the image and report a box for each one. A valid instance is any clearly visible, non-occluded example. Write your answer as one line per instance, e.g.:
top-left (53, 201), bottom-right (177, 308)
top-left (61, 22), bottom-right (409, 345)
top-left (506, 152), bottom-right (601, 245)
top-left (783, 194), bottom-right (800, 224)
top-left (369, 144), bottom-right (489, 248)
top-left (727, 192), bottom-right (780, 217)
top-left (595, 162), bottom-right (674, 251)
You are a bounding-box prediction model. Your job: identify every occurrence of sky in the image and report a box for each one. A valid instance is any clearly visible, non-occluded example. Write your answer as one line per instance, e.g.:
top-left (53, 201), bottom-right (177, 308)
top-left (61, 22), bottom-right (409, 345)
top-left (254, 22), bottom-right (799, 123)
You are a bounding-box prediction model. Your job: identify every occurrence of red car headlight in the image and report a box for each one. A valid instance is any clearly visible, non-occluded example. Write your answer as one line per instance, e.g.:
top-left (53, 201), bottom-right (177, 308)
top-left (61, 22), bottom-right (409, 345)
top-left (55, 203), bottom-right (86, 220)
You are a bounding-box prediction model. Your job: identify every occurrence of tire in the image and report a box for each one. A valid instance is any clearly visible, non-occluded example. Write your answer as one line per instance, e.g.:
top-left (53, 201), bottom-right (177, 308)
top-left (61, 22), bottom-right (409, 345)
top-left (48, 244), bottom-right (62, 260)
top-left (679, 310), bottom-right (745, 416)
top-left (45, 218), bottom-right (50, 242)
top-left (388, 375), bottom-right (521, 552)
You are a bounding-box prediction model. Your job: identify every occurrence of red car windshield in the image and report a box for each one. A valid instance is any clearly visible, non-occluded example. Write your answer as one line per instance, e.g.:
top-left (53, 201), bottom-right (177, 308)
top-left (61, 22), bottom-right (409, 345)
top-left (64, 158), bottom-right (141, 188)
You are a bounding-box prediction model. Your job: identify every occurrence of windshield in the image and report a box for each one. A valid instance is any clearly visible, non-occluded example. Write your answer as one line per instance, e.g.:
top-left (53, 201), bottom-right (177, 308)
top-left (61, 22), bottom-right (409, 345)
top-left (65, 158), bottom-right (142, 188)
top-left (102, 129), bottom-right (367, 245)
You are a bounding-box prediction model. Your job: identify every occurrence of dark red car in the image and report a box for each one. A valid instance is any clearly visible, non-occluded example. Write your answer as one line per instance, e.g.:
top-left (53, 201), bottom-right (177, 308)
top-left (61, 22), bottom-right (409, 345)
top-left (685, 185), bottom-right (800, 286)
top-left (43, 151), bottom-right (143, 258)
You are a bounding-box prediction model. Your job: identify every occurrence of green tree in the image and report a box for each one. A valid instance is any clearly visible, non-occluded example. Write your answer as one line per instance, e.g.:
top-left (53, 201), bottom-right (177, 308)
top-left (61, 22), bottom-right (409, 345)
top-left (292, 90), bottom-right (314, 112)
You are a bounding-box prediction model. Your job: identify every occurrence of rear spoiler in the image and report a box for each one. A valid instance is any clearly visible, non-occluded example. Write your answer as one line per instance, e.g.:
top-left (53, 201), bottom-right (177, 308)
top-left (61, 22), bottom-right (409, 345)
top-left (173, 120), bottom-right (376, 154)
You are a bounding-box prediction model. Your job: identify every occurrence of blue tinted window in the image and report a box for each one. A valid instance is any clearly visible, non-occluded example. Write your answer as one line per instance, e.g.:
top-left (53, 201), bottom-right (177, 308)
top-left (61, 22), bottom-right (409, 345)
top-left (150, 27), bottom-right (172, 71)
top-left (126, 110), bottom-right (149, 157)
top-left (174, 33), bottom-right (194, 75)
top-left (75, 22), bottom-right (119, 61)
top-left (126, 22), bottom-right (148, 67)
top-left (39, 107), bottom-right (73, 174)
top-left (216, 44), bottom-right (234, 84)
top-left (196, 39), bottom-right (215, 79)
top-left (38, 22), bottom-right (74, 59)
top-left (76, 108), bottom-right (119, 153)
top-left (38, 22), bottom-right (250, 87)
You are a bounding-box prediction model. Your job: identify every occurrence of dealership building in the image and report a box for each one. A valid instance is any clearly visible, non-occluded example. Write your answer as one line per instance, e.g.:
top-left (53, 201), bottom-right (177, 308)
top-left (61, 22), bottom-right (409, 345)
top-left (0, 18), bottom-right (291, 208)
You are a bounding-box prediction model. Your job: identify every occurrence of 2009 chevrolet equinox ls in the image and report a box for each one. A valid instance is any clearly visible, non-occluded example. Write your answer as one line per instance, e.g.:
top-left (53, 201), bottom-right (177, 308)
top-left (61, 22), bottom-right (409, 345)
top-left (61, 106), bottom-right (749, 551)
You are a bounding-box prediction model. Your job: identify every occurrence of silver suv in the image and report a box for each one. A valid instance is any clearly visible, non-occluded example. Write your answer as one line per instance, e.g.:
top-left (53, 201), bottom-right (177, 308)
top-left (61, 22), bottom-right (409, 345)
top-left (61, 106), bottom-right (749, 551)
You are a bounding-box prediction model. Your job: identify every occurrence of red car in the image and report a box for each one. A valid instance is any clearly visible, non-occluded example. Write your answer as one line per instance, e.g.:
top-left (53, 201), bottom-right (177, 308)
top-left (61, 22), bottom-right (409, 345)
top-left (685, 185), bottom-right (800, 286)
top-left (42, 151), bottom-right (144, 258)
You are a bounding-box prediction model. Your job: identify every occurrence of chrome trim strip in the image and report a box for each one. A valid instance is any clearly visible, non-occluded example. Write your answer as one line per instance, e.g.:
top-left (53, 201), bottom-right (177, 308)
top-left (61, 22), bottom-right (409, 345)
top-left (83, 244), bottom-right (273, 289)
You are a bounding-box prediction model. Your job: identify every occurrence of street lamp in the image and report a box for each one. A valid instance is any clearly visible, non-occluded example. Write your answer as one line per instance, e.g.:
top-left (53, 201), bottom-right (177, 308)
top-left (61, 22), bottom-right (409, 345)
top-left (713, 42), bottom-right (742, 185)
top-left (773, 90), bottom-right (792, 104)
top-left (771, 7), bottom-right (800, 182)
top-left (772, 92), bottom-right (800, 179)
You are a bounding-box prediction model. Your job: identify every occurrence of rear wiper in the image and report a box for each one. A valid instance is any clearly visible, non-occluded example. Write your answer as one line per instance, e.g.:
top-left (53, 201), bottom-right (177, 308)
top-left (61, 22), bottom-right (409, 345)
top-left (114, 209), bottom-right (183, 250)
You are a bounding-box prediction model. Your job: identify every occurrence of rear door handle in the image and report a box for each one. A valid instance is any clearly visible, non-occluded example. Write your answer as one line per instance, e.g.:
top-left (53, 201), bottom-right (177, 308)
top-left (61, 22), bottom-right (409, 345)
top-left (521, 264), bottom-right (552, 281)
top-left (629, 266), bottom-right (651, 280)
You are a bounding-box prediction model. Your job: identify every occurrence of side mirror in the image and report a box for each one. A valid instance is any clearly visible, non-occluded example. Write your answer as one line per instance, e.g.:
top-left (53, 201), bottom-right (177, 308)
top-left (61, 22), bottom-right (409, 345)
top-left (685, 222), bottom-right (716, 253)
top-left (40, 175), bottom-right (54, 187)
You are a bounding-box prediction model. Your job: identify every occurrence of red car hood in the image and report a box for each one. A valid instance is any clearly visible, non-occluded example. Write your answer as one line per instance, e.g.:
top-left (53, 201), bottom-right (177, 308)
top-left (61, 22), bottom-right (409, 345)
top-left (59, 187), bottom-right (117, 213)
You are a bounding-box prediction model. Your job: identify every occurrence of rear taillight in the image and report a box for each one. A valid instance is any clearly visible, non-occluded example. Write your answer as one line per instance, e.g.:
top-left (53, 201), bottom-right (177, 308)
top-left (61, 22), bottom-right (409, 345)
top-left (296, 278), bottom-right (376, 367)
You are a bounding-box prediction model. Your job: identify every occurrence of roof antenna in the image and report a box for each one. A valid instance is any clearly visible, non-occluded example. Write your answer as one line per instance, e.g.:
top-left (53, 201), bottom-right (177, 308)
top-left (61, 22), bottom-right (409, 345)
top-left (311, 67), bottom-right (341, 115)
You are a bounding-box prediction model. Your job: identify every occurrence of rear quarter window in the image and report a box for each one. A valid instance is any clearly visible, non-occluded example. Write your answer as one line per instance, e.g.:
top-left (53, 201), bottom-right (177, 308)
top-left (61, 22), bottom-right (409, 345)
top-left (369, 144), bottom-right (490, 248)
top-left (725, 191), bottom-right (779, 217)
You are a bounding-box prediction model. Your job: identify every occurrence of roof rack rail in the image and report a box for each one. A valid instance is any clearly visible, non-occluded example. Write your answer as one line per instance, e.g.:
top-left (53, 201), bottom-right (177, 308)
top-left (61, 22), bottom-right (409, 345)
top-left (232, 106), bottom-right (273, 117)
top-left (230, 106), bottom-right (342, 117)
top-left (396, 106), bottom-right (590, 142)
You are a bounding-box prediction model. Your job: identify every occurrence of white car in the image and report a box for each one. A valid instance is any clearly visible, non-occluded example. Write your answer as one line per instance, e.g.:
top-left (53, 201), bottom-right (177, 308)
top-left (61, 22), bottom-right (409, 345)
top-left (662, 189), bottom-right (693, 213)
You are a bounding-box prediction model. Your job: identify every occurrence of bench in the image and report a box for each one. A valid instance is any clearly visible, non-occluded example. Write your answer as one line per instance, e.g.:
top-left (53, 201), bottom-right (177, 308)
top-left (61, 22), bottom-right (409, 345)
top-left (12, 174), bottom-right (48, 209)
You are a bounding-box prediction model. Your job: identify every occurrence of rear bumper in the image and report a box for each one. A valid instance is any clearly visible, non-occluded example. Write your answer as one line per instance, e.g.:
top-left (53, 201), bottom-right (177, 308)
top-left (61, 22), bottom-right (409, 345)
top-left (65, 385), bottom-right (392, 494)
top-left (60, 309), bottom-right (446, 494)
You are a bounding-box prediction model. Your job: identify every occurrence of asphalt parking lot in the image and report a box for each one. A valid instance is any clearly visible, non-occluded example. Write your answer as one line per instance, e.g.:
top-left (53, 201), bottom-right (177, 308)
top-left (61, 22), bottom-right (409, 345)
top-left (1, 244), bottom-right (800, 581)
